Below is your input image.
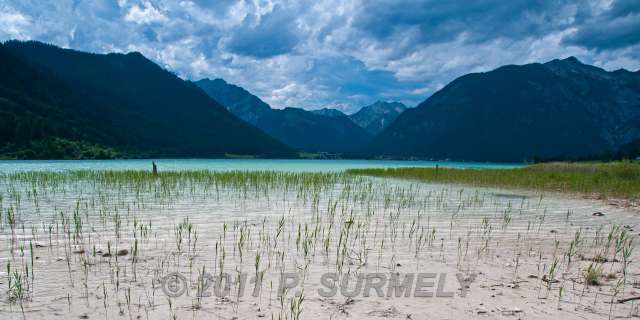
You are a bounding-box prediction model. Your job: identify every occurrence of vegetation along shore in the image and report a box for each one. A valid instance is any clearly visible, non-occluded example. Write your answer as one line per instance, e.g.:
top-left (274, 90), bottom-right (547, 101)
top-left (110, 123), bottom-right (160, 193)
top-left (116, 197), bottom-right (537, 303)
top-left (348, 161), bottom-right (640, 201)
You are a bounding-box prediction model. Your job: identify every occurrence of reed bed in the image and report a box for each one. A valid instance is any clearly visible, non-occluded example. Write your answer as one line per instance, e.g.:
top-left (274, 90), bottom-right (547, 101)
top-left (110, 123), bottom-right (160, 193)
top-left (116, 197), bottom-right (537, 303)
top-left (347, 161), bottom-right (640, 200)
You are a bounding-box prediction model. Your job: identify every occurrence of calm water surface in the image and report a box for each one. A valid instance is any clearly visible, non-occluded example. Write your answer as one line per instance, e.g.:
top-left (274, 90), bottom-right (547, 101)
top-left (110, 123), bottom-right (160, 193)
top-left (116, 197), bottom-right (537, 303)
top-left (0, 159), bottom-right (523, 173)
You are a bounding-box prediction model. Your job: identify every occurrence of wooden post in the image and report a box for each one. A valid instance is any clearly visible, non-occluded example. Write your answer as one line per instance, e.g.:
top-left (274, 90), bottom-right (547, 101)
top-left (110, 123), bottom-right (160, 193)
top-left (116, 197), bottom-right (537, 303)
top-left (152, 161), bottom-right (158, 176)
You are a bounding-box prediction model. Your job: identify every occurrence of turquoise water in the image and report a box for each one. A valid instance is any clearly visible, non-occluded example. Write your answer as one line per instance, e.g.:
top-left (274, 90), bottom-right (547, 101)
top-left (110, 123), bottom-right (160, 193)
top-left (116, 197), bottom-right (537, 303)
top-left (0, 159), bottom-right (523, 173)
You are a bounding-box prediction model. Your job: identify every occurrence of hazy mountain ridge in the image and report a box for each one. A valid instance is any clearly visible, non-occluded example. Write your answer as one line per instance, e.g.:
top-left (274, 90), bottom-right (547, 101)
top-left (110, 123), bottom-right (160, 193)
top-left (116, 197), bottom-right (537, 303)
top-left (371, 57), bottom-right (640, 162)
top-left (196, 79), bottom-right (371, 154)
top-left (193, 78), bottom-right (271, 126)
top-left (1, 41), bottom-right (293, 158)
top-left (350, 101), bottom-right (407, 135)
top-left (311, 108), bottom-right (347, 118)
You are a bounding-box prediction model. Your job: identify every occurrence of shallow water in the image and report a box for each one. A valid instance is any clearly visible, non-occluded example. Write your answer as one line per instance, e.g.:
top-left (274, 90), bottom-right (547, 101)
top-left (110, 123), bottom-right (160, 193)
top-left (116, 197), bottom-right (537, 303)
top-left (0, 171), bottom-right (637, 319)
top-left (0, 159), bottom-right (523, 173)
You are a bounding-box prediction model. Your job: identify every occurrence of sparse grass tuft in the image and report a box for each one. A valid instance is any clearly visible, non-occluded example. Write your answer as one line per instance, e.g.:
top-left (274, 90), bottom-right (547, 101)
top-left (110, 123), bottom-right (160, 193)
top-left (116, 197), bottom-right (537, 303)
top-left (584, 263), bottom-right (603, 286)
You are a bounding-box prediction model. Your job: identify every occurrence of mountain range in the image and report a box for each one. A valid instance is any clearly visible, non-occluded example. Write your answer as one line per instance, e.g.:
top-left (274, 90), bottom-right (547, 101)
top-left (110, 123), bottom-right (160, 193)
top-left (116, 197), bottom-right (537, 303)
top-left (350, 101), bottom-right (407, 135)
top-left (311, 108), bottom-right (347, 118)
top-left (372, 57), bottom-right (640, 161)
top-left (1, 40), bottom-right (639, 161)
top-left (0, 41), bottom-right (293, 159)
top-left (195, 78), bottom-right (373, 154)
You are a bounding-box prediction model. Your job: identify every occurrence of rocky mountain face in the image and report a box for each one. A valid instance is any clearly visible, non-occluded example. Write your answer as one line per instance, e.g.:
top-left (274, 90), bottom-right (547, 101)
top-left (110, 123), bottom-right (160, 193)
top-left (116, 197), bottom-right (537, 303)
top-left (1, 41), bottom-right (294, 158)
top-left (196, 79), bottom-right (371, 155)
top-left (350, 101), bottom-right (407, 135)
top-left (371, 57), bottom-right (640, 162)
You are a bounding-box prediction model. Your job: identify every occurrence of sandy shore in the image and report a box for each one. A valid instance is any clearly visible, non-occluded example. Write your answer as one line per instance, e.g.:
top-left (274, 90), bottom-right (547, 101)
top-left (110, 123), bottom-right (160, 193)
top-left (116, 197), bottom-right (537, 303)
top-left (0, 171), bottom-right (638, 319)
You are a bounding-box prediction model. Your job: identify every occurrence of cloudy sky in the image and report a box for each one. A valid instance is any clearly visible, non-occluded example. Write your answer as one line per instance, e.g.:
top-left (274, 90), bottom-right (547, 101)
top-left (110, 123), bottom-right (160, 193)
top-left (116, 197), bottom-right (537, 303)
top-left (1, 0), bottom-right (639, 113)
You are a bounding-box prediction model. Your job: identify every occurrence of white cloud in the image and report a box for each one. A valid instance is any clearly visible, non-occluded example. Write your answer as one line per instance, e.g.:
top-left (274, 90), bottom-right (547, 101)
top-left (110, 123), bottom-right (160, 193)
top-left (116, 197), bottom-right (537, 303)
top-left (124, 1), bottom-right (168, 25)
top-left (0, 9), bottom-right (31, 39)
top-left (410, 87), bottom-right (430, 96)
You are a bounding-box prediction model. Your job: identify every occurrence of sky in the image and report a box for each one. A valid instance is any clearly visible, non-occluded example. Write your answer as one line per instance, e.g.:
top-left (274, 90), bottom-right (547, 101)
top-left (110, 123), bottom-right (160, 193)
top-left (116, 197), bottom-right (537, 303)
top-left (1, 0), bottom-right (639, 113)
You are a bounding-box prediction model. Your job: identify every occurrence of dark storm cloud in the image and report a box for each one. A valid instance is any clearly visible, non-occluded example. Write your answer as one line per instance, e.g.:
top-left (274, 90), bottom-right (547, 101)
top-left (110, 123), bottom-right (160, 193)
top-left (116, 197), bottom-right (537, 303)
top-left (225, 5), bottom-right (302, 58)
top-left (564, 0), bottom-right (640, 50)
top-left (354, 0), bottom-right (574, 44)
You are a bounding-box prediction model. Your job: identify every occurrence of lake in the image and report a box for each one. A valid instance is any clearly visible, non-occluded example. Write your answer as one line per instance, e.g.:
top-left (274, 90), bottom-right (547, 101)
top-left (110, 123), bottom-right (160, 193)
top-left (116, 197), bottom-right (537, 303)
top-left (0, 158), bottom-right (523, 173)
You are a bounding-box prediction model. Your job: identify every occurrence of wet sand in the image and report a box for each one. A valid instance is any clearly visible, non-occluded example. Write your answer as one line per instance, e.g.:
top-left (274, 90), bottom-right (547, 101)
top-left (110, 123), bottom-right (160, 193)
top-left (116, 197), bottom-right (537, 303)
top-left (0, 172), bottom-right (638, 319)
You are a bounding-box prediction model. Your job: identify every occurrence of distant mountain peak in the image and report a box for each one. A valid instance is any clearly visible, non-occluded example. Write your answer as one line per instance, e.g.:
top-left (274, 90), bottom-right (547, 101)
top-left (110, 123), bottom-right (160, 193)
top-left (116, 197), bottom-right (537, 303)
top-left (196, 79), bottom-right (371, 154)
top-left (372, 56), bottom-right (640, 161)
top-left (311, 108), bottom-right (346, 118)
top-left (562, 56), bottom-right (582, 64)
top-left (542, 56), bottom-right (584, 67)
top-left (542, 55), bottom-right (616, 79)
top-left (350, 101), bottom-right (407, 135)
top-left (367, 101), bottom-right (407, 112)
